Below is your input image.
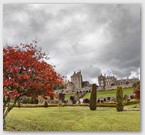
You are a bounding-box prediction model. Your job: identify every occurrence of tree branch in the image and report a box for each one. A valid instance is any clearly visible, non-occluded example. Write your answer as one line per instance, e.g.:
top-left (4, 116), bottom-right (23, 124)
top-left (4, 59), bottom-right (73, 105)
top-left (3, 96), bottom-right (10, 114)
top-left (3, 95), bottom-right (22, 119)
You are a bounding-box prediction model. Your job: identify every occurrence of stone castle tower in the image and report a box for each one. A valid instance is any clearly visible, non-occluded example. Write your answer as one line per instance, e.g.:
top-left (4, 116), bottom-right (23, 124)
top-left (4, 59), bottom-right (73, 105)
top-left (98, 73), bottom-right (139, 89)
top-left (71, 70), bottom-right (82, 89)
top-left (98, 73), bottom-right (106, 89)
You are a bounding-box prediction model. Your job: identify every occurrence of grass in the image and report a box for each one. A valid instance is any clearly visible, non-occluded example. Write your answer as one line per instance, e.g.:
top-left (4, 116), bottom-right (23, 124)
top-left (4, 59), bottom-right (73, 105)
top-left (83, 87), bottom-right (133, 99)
top-left (5, 105), bottom-right (140, 131)
top-left (64, 87), bottom-right (134, 100)
top-left (65, 93), bottom-right (74, 100)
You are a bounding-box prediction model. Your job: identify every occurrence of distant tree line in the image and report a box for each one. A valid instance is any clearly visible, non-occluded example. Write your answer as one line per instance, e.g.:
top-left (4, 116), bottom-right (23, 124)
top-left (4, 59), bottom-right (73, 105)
top-left (21, 97), bottom-right (38, 104)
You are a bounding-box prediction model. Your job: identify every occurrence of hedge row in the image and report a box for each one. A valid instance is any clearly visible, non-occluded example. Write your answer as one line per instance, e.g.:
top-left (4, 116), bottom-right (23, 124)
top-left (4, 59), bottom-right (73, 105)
top-left (124, 100), bottom-right (140, 105)
top-left (13, 100), bottom-right (139, 108)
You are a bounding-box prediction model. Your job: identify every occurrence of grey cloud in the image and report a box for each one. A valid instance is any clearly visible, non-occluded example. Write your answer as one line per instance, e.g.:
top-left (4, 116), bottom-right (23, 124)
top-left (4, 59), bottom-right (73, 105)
top-left (3, 4), bottom-right (141, 83)
top-left (110, 66), bottom-right (139, 78)
top-left (81, 65), bottom-right (101, 80)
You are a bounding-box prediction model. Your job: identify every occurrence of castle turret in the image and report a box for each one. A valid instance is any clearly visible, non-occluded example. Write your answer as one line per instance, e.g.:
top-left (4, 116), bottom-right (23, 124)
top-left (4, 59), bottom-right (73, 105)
top-left (71, 71), bottom-right (82, 89)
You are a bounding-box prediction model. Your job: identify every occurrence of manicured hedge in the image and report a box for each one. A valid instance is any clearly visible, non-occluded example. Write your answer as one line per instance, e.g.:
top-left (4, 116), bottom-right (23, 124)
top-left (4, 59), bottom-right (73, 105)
top-left (90, 84), bottom-right (97, 110)
top-left (116, 86), bottom-right (124, 111)
top-left (12, 100), bottom-right (140, 108)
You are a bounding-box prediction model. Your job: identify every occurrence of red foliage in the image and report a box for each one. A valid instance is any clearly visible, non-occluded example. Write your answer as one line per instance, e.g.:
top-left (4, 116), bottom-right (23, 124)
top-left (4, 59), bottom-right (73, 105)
top-left (3, 43), bottom-right (63, 99)
top-left (134, 88), bottom-right (140, 100)
top-left (134, 82), bottom-right (140, 100)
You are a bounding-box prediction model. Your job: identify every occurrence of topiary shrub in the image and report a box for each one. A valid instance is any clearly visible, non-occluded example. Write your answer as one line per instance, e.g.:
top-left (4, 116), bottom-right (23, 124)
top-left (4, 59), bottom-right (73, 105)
top-left (101, 100), bottom-right (104, 103)
top-left (26, 97), bottom-right (31, 104)
top-left (130, 95), bottom-right (135, 99)
top-left (107, 97), bottom-right (111, 101)
top-left (83, 98), bottom-right (90, 103)
top-left (70, 96), bottom-right (76, 104)
top-left (89, 84), bottom-right (97, 110)
top-left (116, 86), bottom-right (124, 111)
top-left (33, 98), bottom-right (38, 104)
top-left (22, 97), bottom-right (27, 104)
top-left (103, 98), bottom-right (106, 102)
top-left (30, 98), bottom-right (35, 104)
top-left (59, 93), bottom-right (65, 102)
top-left (44, 100), bottom-right (48, 107)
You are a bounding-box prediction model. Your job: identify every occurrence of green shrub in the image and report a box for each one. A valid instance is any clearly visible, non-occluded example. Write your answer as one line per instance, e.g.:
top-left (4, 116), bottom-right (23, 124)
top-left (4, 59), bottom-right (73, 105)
top-left (83, 98), bottom-right (90, 103)
top-left (103, 98), bottom-right (106, 102)
top-left (22, 97), bottom-right (27, 104)
top-left (116, 86), bottom-right (124, 111)
top-left (70, 96), bottom-right (76, 104)
top-left (89, 84), bottom-right (97, 110)
top-left (33, 98), bottom-right (38, 104)
top-left (30, 98), bottom-right (34, 104)
top-left (101, 100), bottom-right (104, 103)
top-left (44, 101), bottom-right (48, 107)
top-left (107, 97), bottom-right (111, 100)
top-left (130, 95), bottom-right (135, 99)
top-left (26, 97), bottom-right (31, 104)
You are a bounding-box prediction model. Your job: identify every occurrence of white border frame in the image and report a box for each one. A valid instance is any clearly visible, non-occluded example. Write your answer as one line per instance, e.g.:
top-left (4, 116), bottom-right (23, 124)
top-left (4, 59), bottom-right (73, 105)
top-left (0, 0), bottom-right (144, 135)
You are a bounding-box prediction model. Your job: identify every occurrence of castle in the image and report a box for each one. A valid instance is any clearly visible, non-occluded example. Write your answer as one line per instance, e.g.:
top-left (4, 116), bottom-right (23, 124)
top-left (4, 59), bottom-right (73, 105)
top-left (98, 74), bottom-right (117, 89)
top-left (71, 71), bottom-right (83, 89)
top-left (67, 71), bottom-right (83, 90)
top-left (98, 73), bottom-right (139, 89)
top-left (55, 71), bottom-right (139, 94)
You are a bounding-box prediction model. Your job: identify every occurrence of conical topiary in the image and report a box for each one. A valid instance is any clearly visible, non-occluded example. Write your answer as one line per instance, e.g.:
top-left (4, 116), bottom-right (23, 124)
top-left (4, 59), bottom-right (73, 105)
top-left (44, 100), bottom-right (48, 107)
top-left (116, 86), bottom-right (124, 111)
top-left (90, 84), bottom-right (97, 110)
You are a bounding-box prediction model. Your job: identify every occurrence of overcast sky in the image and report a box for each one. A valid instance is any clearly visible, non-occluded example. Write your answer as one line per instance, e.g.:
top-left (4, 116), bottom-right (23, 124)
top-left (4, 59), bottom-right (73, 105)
top-left (3, 4), bottom-right (141, 83)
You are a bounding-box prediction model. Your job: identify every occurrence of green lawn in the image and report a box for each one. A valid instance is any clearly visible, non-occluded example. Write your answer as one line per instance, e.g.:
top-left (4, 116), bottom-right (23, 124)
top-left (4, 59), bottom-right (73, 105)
top-left (84, 87), bottom-right (134, 99)
top-left (5, 105), bottom-right (140, 131)
top-left (65, 93), bottom-right (74, 100)
top-left (65, 87), bottom-right (134, 99)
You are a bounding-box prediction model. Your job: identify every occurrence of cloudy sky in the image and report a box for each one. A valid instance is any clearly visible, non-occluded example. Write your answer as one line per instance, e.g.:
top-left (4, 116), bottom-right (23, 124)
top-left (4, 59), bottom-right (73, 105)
top-left (3, 4), bottom-right (141, 83)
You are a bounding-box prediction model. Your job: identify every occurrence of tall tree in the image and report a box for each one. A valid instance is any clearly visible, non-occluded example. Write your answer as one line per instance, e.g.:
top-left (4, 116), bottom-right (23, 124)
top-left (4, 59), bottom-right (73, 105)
top-left (116, 86), bottom-right (124, 111)
top-left (3, 42), bottom-right (63, 128)
top-left (89, 84), bottom-right (97, 110)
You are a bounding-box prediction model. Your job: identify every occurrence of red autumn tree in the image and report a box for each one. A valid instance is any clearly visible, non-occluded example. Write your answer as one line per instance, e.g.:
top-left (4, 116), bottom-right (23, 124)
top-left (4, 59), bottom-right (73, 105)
top-left (134, 81), bottom-right (140, 100)
top-left (3, 42), bottom-right (63, 128)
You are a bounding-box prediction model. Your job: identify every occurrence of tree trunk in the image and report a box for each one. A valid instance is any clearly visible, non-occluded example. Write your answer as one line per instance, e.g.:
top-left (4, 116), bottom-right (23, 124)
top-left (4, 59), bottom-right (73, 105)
top-left (3, 96), bottom-right (20, 129)
top-left (18, 98), bottom-right (21, 108)
top-left (3, 118), bottom-right (6, 129)
top-left (3, 107), bottom-right (11, 129)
